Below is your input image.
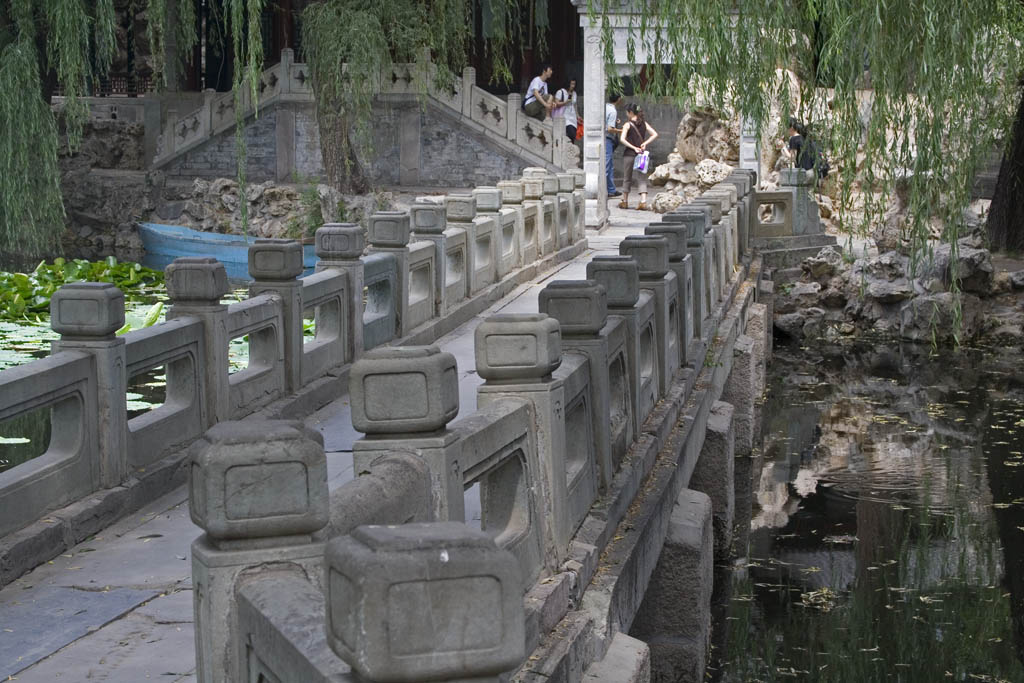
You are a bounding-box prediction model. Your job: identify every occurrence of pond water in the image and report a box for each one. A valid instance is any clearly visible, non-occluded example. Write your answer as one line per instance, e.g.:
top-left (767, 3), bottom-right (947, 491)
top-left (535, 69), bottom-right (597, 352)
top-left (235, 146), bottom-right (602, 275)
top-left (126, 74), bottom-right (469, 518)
top-left (715, 338), bottom-right (1024, 683)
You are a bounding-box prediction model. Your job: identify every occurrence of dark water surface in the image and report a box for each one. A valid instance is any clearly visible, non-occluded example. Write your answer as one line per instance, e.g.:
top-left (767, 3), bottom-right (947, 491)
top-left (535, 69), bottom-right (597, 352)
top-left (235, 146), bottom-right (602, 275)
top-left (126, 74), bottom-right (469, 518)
top-left (714, 338), bottom-right (1024, 683)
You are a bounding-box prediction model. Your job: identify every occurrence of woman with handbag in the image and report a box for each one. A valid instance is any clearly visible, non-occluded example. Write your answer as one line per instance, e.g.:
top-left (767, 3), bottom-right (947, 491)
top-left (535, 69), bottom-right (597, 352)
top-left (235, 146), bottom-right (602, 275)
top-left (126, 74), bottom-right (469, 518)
top-left (618, 103), bottom-right (659, 210)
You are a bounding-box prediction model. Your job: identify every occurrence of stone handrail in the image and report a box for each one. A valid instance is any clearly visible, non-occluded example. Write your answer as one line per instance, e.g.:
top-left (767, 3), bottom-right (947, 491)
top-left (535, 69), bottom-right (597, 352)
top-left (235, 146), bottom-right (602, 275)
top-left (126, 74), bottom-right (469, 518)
top-left (0, 168), bottom-right (587, 571)
top-left (183, 169), bottom-right (764, 681)
top-left (154, 51), bottom-right (571, 170)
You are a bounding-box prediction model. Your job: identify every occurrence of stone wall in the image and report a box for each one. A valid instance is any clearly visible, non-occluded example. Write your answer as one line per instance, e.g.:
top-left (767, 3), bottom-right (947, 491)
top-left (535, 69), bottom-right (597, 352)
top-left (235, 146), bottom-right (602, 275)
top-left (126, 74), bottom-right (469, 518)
top-left (59, 119), bottom-right (156, 262)
top-left (359, 100), bottom-right (533, 188)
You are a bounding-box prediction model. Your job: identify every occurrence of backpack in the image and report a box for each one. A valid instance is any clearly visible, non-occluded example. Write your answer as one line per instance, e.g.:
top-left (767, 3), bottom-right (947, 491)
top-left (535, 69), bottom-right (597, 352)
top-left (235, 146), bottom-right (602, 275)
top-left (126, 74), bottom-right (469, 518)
top-left (800, 138), bottom-right (830, 179)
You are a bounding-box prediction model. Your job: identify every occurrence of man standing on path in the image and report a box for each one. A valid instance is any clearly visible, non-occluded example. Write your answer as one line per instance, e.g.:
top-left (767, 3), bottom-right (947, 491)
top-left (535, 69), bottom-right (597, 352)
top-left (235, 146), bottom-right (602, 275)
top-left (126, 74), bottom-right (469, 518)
top-left (606, 93), bottom-right (623, 197)
top-left (524, 64), bottom-right (555, 121)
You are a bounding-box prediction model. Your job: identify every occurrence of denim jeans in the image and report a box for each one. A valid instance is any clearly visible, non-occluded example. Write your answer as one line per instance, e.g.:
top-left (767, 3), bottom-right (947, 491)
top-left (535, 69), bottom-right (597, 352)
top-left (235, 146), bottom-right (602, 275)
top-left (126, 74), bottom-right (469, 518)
top-left (605, 136), bottom-right (617, 194)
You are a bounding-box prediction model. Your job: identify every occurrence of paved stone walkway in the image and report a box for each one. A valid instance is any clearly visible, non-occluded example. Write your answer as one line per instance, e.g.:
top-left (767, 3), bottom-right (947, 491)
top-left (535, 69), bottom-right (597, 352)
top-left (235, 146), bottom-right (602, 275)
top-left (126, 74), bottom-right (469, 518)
top-left (0, 208), bottom-right (648, 681)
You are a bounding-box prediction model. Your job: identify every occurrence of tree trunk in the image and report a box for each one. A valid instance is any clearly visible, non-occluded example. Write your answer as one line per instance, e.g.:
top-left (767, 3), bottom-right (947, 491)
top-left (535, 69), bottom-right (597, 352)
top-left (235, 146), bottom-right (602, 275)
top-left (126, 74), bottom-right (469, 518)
top-left (316, 97), bottom-right (369, 194)
top-left (987, 85), bottom-right (1024, 253)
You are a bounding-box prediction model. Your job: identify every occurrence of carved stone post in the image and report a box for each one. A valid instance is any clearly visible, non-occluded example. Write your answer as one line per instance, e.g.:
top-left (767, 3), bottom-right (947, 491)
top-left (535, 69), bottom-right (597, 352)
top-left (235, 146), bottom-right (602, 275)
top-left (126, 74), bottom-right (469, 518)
top-left (249, 239), bottom-right (304, 392)
top-left (367, 211), bottom-right (413, 336)
top-left (50, 282), bottom-right (128, 487)
top-left (350, 346), bottom-right (462, 520)
top-left (325, 523), bottom-right (525, 682)
top-left (620, 235), bottom-right (680, 396)
top-left (538, 280), bottom-right (615, 489)
top-left (476, 312), bottom-right (570, 562)
top-left (645, 223), bottom-right (694, 366)
top-left (166, 257), bottom-right (230, 427)
top-left (190, 420), bottom-right (329, 683)
top-left (315, 223), bottom-right (365, 362)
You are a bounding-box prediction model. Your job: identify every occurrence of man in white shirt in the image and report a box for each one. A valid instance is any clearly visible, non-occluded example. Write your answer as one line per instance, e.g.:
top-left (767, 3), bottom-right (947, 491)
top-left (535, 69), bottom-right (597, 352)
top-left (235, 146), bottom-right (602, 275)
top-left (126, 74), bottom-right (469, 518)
top-left (523, 64), bottom-right (555, 121)
top-left (553, 79), bottom-right (577, 142)
top-left (605, 93), bottom-right (623, 197)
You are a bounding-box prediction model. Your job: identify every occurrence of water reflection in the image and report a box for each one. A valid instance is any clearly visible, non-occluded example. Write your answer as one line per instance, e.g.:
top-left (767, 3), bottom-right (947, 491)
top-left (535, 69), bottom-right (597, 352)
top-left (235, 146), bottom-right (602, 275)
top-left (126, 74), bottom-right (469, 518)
top-left (715, 338), bottom-right (1024, 682)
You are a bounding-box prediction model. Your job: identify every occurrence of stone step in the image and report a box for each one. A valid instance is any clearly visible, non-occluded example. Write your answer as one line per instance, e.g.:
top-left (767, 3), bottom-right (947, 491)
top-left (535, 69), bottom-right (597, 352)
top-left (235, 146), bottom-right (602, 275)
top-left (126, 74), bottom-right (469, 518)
top-left (751, 233), bottom-right (838, 251)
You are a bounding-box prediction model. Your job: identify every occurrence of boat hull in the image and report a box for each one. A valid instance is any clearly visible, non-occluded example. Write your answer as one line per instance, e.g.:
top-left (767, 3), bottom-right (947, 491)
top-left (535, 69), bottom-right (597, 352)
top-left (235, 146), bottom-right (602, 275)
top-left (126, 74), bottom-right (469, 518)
top-left (138, 222), bottom-right (316, 281)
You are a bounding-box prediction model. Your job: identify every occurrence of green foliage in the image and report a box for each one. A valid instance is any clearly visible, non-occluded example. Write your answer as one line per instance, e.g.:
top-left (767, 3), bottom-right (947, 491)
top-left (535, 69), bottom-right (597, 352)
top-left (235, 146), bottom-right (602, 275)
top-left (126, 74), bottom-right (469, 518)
top-left (285, 184), bottom-right (325, 240)
top-left (598, 0), bottom-right (1024, 256)
top-left (0, 257), bottom-right (164, 322)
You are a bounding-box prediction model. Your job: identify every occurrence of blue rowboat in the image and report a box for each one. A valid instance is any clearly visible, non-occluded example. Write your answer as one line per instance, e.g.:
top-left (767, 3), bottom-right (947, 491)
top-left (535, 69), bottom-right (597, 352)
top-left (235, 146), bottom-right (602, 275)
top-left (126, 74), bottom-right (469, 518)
top-left (138, 222), bottom-right (316, 281)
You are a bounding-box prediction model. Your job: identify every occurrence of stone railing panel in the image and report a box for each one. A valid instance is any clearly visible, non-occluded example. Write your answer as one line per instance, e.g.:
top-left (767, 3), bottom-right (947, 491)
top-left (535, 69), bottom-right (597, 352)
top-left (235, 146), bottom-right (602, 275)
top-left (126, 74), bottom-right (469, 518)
top-left (469, 83), bottom-right (509, 137)
top-left (361, 252), bottom-right (399, 350)
top-left (226, 294), bottom-right (286, 417)
top-left (405, 240), bottom-right (437, 331)
top-left (453, 398), bottom-right (546, 586)
top-left (300, 269), bottom-right (350, 385)
top-left (124, 317), bottom-right (206, 468)
top-left (0, 351), bottom-right (98, 538)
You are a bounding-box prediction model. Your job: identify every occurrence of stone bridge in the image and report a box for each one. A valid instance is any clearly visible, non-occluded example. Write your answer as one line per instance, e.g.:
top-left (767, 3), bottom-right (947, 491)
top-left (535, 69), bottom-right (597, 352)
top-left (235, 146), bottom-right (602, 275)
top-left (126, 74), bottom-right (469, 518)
top-left (0, 165), bottom-right (823, 682)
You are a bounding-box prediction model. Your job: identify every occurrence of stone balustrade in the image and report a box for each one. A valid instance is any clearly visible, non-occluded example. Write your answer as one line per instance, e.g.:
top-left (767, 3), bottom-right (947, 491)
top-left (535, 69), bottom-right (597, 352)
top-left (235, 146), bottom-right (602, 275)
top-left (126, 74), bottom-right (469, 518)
top-left (156, 53), bottom-right (571, 172)
top-left (181, 178), bottom-right (772, 682)
top-left (0, 175), bottom-right (589, 569)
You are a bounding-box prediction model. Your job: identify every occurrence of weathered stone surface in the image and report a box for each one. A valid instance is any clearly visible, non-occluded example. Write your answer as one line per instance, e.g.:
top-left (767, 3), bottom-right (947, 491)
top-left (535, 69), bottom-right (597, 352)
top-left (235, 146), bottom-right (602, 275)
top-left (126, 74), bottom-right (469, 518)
top-left (325, 523), bottom-right (525, 681)
top-left (166, 257), bottom-right (230, 304)
top-left (350, 346), bottom-right (459, 434)
top-left (899, 292), bottom-right (981, 343)
top-left (538, 280), bottom-right (609, 336)
top-left (446, 194), bottom-right (478, 222)
top-left (630, 489), bottom-right (712, 683)
top-left (583, 632), bottom-right (651, 682)
top-left (248, 239), bottom-right (304, 280)
top-left (410, 203), bottom-right (447, 235)
top-left (620, 236), bottom-right (670, 279)
top-left (50, 282), bottom-right (125, 339)
top-left (188, 420), bottom-right (328, 542)
top-left (921, 243), bottom-right (995, 295)
top-left (802, 246), bottom-right (844, 281)
top-left (475, 313), bottom-right (562, 381)
top-left (587, 256), bottom-right (641, 308)
top-left (689, 402), bottom-right (735, 560)
top-left (472, 186), bottom-right (504, 212)
top-left (315, 223), bottom-right (364, 259)
top-left (367, 211), bottom-right (412, 247)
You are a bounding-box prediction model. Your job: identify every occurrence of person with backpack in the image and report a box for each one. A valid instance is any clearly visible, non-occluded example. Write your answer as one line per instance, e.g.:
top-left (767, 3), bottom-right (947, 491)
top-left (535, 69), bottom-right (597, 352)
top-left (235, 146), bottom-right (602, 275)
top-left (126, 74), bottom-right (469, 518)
top-left (786, 117), bottom-right (830, 180)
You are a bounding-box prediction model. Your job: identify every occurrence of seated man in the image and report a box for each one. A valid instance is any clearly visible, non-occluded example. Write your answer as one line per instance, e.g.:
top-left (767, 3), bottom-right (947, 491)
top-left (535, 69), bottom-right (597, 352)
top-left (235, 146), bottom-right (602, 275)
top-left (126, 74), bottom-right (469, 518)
top-left (523, 64), bottom-right (555, 121)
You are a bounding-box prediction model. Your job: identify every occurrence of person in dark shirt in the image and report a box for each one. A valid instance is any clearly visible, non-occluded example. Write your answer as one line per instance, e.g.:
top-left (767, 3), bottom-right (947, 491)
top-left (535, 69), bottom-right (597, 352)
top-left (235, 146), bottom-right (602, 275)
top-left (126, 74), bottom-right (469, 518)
top-left (786, 117), bottom-right (831, 178)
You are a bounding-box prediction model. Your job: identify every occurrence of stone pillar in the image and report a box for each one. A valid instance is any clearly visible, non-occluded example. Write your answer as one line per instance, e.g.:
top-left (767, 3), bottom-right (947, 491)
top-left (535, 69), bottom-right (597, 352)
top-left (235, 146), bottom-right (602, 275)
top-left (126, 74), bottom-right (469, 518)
top-left (50, 282), bottom-right (128, 488)
top-left (630, 488), bottom-right (713, 683)
top-left (620, 235), bottom-right (680, 395)
top-left (190, 420), bottom-right (329, 683)
top-left (538, 280), bottom-right (614, 488)
top-left (556, 172), bottom-right (577, 247)
top-left (587, 255), bottom-right (656, 436)
top-left (581, 24), bottom-right (608, 229)
top-left (674, 207), bottom-right (711, 342)
top-left (497, 180), bottom-right (532, 265)
top-left (409, 203), bottom-right (449, 314)
top-left (350, 346), bottom-right (462, 520)
top-left (367, 210), bottom-right (415, 336)
top-left (645, 223), bottom-right (693, 366)
top-left (523, 171), bottom-right (559, 255)
top-left (739, 116), bottom-right (761, 183)
top-left (166, 258), bottom-right (230, 427)
top-left (689, 401), bottom-right (735, 560)
top-left (521, 177), bottom-right (551, 258)
top-left (722, 334), bottom-right (756, 559)
top-left (476, 313), bottom-right (570, 562)
top-left (325, 523), bottom-right (525, 682)
top-left (780, 167), bottom-right (822, 235)
top-left (314, 223), bottom-right (365, 362)
top-left (249, 239), bottom-right (304, 392)
top-left (447, 194), bottom-right (490, 295)
top-left (473, 186), bottom-right (516, 278)
top-left (689, 198), bottom-right (721, 310)
top-left (569, 169), bottom-right (587, 240)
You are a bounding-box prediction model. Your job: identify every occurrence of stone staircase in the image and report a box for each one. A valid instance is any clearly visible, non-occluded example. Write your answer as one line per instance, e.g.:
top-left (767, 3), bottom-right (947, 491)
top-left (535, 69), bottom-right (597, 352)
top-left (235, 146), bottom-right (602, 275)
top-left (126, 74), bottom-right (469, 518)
top-left (152, 49), bottom-right (574, 180)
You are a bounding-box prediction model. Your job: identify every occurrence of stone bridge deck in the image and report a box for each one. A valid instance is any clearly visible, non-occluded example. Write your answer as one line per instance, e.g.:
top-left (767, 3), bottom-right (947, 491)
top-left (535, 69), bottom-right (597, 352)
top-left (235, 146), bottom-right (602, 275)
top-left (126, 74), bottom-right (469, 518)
top-left (0, 213), bottom-right (651, 682)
